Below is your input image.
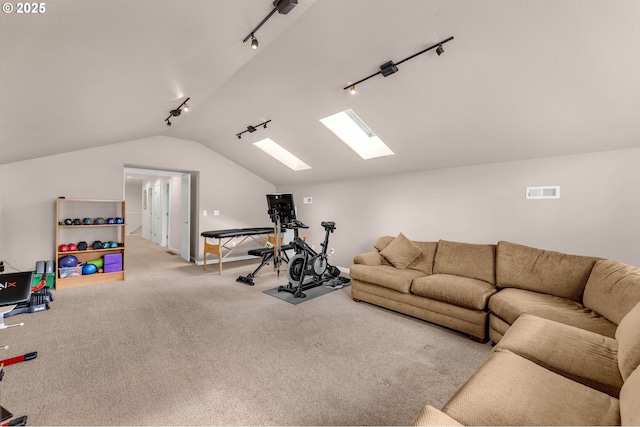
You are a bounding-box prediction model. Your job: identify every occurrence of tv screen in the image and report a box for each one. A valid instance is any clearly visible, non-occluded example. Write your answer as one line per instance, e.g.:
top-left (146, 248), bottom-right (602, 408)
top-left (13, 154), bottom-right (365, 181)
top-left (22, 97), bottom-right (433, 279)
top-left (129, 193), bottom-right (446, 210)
top-left (266, 193), bottom-right (296, 224)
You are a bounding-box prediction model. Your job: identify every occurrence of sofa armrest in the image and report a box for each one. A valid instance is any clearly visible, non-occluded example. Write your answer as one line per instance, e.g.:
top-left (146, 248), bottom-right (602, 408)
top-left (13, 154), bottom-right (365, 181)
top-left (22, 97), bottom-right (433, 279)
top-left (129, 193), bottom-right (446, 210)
top-left (353, 251), bottom-right (383, 266)
top-left (411, 405), bottom-right (463, 426)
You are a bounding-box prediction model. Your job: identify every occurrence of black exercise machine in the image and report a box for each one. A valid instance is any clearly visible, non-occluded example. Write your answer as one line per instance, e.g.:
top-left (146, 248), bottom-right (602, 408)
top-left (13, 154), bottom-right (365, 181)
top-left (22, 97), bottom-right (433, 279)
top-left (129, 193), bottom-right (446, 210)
top-left (263, 194), bottom-right (349, 298)
top-left (236, 244), bottom-right (293, 286)
top-left (280, 219), bottom-right (349, 298)
top-left (0, 271), bottom-right (36, 426)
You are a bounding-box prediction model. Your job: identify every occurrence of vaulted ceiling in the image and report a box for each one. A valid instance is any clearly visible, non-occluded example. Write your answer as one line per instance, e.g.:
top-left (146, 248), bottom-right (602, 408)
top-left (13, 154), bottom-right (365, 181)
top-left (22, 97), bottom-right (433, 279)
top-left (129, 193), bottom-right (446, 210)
top-left (2, 0), bottom-right (639, 185)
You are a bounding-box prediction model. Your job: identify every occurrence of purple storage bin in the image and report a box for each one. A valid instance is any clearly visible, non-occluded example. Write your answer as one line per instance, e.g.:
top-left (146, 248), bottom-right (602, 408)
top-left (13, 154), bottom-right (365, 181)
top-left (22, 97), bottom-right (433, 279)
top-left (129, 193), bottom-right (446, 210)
top-left (104, 262), bottom-right (122, 273)
top-left (104, 253), bottom-right (122, 265)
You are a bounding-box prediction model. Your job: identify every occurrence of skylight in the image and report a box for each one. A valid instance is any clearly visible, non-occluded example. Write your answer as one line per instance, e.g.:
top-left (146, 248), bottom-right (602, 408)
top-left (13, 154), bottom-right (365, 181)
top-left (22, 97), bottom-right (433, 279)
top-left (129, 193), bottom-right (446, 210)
top-left (320, 109), bottom-right (394, 160)
top-left (253, 138), bottom-right (311, 171)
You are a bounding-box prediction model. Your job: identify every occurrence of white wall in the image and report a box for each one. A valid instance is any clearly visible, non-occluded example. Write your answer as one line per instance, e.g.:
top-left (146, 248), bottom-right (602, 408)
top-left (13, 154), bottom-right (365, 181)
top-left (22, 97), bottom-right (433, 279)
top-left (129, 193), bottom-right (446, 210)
top-left (124, 181), bottom-right (143, 235)
top-left (0, 136), bottom-right (276, 270)
top-left (278, 147), bottom-right (640, 269)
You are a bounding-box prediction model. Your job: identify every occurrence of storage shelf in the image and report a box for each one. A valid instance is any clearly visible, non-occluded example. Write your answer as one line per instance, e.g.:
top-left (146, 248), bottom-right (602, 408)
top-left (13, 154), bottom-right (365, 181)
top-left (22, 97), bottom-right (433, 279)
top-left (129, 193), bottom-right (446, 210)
top-left (58, 224), bottom-right (124, 228)
top-left (56, 198), bottom-right (126, 289)
top-left (56, 247), bottom-right (125, 256)
top-left (55, 271), bottom-right (125, 290)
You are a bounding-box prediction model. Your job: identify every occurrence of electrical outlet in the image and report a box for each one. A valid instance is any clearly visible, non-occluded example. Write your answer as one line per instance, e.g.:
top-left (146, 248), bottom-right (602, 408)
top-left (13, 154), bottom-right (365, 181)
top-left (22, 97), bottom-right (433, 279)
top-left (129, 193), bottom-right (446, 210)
top-left (330, 248), bottom-right (335, 255)
top-left (303, 197), bottom-right (312, 204)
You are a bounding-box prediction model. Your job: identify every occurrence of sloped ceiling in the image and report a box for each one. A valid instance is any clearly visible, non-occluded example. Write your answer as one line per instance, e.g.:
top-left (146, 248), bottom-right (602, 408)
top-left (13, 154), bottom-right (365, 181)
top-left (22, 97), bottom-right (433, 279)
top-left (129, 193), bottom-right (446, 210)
top-left (2, 0), bottom-right (639, 185)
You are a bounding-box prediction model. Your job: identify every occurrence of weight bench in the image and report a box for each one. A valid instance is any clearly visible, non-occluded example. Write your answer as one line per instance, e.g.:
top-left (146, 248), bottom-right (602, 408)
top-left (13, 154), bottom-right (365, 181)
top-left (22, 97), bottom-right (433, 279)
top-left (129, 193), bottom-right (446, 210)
top-left (236, 245), bottom-right (293, 286)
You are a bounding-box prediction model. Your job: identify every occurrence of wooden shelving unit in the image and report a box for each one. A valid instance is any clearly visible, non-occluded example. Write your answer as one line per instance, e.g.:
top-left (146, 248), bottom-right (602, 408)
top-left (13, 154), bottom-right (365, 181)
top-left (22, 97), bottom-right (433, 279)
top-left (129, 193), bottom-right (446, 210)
top-left (55, 198), bottom-right (126, 289)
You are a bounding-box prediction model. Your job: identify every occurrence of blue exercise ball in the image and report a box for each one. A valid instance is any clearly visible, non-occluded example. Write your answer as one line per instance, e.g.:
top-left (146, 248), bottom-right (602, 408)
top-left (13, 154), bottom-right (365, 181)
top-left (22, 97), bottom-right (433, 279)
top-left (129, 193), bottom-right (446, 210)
top-left (59, 255), bottom-right (79, 267)
top-left (82, 263), bottom-right (98, 275)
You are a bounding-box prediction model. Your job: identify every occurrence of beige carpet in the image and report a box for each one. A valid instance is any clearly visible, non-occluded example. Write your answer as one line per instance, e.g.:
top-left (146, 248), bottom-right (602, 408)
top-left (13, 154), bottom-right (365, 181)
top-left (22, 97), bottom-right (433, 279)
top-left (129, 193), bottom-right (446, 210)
top-left (1, 236), bottom-right (491, 425)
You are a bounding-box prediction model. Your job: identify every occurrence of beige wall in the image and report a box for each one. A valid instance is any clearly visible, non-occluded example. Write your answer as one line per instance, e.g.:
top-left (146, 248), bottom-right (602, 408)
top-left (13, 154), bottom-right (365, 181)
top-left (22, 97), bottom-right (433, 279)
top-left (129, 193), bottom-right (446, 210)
top-left (0, 136), bottom-right (276, 270)
top-left (278, 147), bottom-right (640, 269)
top-left (3, 139), bottom-right (638, 273)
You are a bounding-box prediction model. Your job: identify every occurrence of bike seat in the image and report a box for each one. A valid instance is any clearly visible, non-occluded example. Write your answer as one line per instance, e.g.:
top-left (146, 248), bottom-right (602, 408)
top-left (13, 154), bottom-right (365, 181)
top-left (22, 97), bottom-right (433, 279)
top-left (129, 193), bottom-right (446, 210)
top-left (321, 221), bottom-right (336, 231)
top-left (289, 220), bottom-right (309, 229)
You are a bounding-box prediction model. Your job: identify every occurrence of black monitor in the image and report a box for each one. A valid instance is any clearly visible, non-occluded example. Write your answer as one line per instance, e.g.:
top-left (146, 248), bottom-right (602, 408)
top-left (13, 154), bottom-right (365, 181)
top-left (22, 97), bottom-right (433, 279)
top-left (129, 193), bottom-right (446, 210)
top-left (266, 193), bottom-right (296, 224)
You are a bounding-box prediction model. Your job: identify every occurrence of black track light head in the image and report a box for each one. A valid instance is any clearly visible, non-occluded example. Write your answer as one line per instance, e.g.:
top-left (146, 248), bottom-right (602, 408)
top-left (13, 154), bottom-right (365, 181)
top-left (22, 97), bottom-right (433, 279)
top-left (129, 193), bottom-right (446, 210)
top-left (237, 134), bottom-right (242, 139)
top-left (380, 61), bottom-right (398, 77)
top-left (274, 0), bottom-right (298, 14)
top-left (170, 109), bottom-right (182, 117)
top-left (251, 35), bottom-right (258, 50)
top-left (436, 44), bottom-right (444, 56)
top-left (247, 125), bottom-right (257, 133)
top-left (167, 120), bottom-right (172, 126)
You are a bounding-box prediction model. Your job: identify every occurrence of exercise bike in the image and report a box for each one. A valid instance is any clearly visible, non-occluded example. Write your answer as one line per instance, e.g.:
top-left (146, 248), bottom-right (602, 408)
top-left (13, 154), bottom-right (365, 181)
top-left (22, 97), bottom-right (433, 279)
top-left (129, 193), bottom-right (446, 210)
top-left (278, 220), bottom-right (349, 298)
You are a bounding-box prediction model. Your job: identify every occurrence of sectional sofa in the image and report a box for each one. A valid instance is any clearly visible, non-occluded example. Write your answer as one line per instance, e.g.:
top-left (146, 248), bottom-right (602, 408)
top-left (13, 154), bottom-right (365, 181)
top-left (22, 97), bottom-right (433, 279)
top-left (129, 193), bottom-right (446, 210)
top-left (349, 234), bottom-right (640, 425)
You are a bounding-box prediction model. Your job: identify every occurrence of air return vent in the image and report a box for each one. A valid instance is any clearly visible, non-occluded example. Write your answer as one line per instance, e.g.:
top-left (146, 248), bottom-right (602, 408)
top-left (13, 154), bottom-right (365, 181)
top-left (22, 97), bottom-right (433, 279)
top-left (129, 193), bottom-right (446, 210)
top-left (526, 186), bottom-right (560, 199)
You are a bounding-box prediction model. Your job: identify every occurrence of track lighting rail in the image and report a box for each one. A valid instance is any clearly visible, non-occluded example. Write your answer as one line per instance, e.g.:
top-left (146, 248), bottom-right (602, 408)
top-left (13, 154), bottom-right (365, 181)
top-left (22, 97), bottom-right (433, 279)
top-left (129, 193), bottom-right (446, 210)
top-left (236, 120), bottom-right (272, 139)
top-left (165, 97), bottom-right (190, 126)
top-left (343, 37), bottom-right (454, 92)
top-left (242, 0), bottom-right (298, 49)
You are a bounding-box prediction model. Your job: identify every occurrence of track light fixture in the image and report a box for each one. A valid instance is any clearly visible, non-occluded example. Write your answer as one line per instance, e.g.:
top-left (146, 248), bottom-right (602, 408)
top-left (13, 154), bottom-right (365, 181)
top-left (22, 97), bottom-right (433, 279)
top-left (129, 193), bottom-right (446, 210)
top-left (236, 119), bottom-right (272, 139)
top-left (164, 97), bottom-right (190, 126)
top-left (242, 0), bottom-right (298, 49)
top-left (343, 37), bottom-right (454, 93)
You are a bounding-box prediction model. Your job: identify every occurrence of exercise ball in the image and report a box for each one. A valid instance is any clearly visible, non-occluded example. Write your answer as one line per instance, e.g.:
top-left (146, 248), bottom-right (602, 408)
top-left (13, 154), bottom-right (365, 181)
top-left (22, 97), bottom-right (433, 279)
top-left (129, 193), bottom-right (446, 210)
top-left (87, 258), bottom-right (104, 268)
top-left (59, 255), bottom-right (79, 267)
top-left (82, 263), bottom-right (98, 275)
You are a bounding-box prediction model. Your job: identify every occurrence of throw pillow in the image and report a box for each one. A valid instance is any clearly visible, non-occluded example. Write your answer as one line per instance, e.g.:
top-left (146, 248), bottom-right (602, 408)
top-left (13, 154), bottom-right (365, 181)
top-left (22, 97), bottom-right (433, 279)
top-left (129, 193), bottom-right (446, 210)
top-left (380, 233), bottom-right (422, 270)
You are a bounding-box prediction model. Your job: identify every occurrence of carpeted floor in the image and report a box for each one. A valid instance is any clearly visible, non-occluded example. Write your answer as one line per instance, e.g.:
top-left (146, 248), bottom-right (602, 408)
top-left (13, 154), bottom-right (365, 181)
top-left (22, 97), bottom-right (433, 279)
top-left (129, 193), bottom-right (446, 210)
top-left (1, 236), bottom-right (491, 425)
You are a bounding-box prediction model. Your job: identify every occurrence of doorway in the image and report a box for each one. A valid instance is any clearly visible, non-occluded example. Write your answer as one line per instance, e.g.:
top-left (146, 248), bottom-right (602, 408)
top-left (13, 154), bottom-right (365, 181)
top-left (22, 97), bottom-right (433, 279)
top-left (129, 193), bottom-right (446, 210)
top-left (124, 167), bottom-right (194, 263)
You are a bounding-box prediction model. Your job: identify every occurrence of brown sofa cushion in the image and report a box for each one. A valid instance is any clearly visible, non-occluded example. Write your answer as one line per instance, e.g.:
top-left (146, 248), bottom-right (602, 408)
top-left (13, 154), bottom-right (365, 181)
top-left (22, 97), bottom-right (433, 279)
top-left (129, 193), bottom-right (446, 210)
top-left (433, 240), bottom-right (496, 284)
top-left (373, 235), bottom-right (395, 252)
top-left (409, 241), bottom-right (437, 275)
top-left (411, 405), bottom-right (462, 426)
top-left (495, 314), bottom-right (622, 397)
top-left (616, 301), bottom-right (640, 381)
top-left (583, 259), bottom-right (640, 325)
top-left (380, 233), bottom-right (421, 269)
top-left (353, 251), bottom-right (383, 266)
top-left (373, 235), bottom-right (437, 274)
top-left (620, 366), bottom-right (640, 426)
top-left (411, 274), bottom-right (497, 311)
top-left (488, 288), bottom-right (617, 338)
top-left (496, 241), bottom-right (598, 302)
top-left (442, 350), bottom-right (620, 426)
top-left (349, 264), bottom-right (425, 294)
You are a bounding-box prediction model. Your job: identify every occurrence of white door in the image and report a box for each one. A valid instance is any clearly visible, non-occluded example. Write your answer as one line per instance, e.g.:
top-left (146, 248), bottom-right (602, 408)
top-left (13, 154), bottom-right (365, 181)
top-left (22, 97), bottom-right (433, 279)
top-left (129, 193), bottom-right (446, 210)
top-left (180, 174), bottom-right (191, 262)
top-left (153, 184), bottom-right (161, 244)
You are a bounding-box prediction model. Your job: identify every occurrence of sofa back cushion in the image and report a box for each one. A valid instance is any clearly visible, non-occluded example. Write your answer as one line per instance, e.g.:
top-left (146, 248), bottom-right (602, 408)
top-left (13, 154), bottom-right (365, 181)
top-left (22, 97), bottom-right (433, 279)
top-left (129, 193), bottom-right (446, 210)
top-left (433, 240), bottom-right (496, 284)
top-left (583, 259), bottom-right (640, 325)
top-left (374, 235), bottom-right (436, 275)
top-left (495, 241), bottom-right (598, 303)
top-left (616, 301), bottom-right (640, 381)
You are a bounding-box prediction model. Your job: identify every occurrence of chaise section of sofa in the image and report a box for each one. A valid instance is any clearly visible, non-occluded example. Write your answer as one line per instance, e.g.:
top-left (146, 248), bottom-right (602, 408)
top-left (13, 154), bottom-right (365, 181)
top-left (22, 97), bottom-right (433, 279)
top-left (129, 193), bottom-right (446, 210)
top-left (351, 236), bottom-right (497, 341)
top-left (412, 301), bottom-right (640, 426)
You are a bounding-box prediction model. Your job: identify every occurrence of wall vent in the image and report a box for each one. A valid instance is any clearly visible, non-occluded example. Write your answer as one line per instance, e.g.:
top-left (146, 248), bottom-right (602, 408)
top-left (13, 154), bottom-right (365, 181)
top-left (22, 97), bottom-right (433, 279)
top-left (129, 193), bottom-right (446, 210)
top-left (526, 186), bottom-right (560, 199)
